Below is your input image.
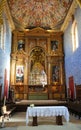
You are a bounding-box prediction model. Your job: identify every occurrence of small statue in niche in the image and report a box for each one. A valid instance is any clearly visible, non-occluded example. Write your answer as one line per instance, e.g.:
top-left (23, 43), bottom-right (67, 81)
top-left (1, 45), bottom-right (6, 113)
top-left (51, 41), bottom-right (58, 51)
top-left (17, 40), bottom-right (24, 50)
top-left (40, 70), bottom-right (47, 87)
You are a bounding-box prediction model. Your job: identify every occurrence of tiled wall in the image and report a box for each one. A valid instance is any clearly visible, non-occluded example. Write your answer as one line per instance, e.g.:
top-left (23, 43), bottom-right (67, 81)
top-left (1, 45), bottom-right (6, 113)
top-left (64, 6), bottom-right (81, 94)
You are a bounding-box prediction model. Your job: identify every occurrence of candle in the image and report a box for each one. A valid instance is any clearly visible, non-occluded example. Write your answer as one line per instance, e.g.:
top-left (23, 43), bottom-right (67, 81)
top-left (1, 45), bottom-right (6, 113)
top-left (4, 96), bottom-right (6, 106)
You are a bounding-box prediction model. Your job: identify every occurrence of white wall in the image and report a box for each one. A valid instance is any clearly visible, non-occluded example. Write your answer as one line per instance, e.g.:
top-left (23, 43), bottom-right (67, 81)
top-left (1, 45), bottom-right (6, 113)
top-left (64, 6), bottom-right (81, 96)
top-left (0, 13), bottom-right (12, 99)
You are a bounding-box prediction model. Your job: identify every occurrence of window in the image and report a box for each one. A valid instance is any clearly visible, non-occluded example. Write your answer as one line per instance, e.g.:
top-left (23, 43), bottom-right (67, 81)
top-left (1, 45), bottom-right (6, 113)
top-left (0, 24), bottom-right (4, 50)
top-left (72, 20), bottom-right (79, 52)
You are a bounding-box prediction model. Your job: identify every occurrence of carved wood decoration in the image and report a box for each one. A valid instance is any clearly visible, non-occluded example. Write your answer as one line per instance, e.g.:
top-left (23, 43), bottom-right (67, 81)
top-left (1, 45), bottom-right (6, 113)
top-left (10, 27), bottom-right (65, 100)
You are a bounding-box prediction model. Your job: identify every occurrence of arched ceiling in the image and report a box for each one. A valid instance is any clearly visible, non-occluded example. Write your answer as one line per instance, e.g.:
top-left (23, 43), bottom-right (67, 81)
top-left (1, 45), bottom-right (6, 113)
top-left (7, 0), bottom-right (73, 31)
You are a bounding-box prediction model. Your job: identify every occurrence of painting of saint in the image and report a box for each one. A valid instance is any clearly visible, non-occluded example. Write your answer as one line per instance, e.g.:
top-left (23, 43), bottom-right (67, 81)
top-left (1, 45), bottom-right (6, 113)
top-left (52, 66), bottom-right (59, 83)
top-left (16, 66), bottom-right (24, 83)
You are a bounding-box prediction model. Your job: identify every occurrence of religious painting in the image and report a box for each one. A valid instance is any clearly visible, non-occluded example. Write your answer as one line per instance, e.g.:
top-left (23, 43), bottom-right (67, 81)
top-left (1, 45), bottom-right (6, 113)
top-left (51, 40), bottom-right (58, 51)
top-left (52, 65), bottom-right (59, 84)
top-left (16, 65), bottom-right (24, 83)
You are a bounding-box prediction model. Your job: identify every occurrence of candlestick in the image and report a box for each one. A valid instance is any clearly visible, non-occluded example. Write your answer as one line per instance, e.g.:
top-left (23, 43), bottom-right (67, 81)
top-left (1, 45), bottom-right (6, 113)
top-left (4, 96), bottom-right (6, 106)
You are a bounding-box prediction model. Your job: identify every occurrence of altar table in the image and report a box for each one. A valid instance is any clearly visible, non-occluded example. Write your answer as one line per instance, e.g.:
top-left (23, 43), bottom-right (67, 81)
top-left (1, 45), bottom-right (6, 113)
top-left (26, 106), bottom-right (69, 126)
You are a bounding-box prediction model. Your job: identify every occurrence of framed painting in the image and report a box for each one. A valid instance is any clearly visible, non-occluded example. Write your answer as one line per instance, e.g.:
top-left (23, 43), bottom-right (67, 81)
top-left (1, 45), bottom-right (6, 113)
top-left (16, 65), bottom-right (24, 83)
top-left (52, 65), bottom-right (59, 84)
top-left (51, 40), bottom-right (58, 51)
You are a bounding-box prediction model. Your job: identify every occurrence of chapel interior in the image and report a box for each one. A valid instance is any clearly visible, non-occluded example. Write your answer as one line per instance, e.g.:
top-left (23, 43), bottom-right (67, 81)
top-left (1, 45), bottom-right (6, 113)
top-left (0, 0), bottom-right (81, 125)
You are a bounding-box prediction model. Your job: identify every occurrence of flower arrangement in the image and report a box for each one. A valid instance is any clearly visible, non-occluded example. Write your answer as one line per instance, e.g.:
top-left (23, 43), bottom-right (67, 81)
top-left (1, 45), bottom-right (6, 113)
top-left (30, 104), bottom-right (34, 107)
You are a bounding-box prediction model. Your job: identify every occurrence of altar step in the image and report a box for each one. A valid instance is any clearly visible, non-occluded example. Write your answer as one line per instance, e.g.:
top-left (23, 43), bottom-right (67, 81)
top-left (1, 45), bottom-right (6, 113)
top-left (15, 100), bottom-right (67, 112)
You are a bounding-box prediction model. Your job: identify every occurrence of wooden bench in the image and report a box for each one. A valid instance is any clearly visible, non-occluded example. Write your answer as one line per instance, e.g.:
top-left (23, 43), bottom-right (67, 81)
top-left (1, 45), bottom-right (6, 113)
top-left (75, 84), bottom-right (81, 100)
top-left (1, 105), bottom-right (16, 119)
top-left (0, 105), bottom-right (16, 127)
top-left (67, 84), bottom-right (81, 119)
top-left (68, 101), bottom-right (81, 119)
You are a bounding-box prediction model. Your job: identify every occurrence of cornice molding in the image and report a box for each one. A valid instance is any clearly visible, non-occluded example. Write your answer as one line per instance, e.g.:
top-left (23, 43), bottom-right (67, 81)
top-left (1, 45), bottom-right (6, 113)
top-left (3, 0), bottom-right (15, 31)
top-left (61, 0), bottom-right (78, 32)
top-left (0, 0), bottom-right (6, 24)
top-left (76, 0), bottom-right (81, 8)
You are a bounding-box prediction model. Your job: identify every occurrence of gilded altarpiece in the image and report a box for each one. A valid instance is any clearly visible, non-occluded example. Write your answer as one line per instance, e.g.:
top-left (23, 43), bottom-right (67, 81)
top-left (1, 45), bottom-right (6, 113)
top-left (10, 28), bottom-right (65, 100)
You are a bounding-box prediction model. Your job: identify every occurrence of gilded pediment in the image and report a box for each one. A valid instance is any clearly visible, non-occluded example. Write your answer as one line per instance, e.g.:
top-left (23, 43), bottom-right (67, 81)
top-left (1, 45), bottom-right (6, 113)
top-left (26, 27), bottom-right (50, 36)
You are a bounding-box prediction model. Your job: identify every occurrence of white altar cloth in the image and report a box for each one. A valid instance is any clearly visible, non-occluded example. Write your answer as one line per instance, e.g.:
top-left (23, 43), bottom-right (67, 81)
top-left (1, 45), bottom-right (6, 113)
top-left (26, 106), bottom-right (69, 125)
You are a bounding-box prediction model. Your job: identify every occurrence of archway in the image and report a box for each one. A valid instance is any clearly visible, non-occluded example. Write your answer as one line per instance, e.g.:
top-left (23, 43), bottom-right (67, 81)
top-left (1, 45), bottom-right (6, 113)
top-left (29, 46), bottom-right (47, 85)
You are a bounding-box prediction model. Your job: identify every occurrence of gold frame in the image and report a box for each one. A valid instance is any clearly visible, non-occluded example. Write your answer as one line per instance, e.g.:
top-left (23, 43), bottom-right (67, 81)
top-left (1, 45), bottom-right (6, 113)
top-left (16, 65), bottom-right (24, 84)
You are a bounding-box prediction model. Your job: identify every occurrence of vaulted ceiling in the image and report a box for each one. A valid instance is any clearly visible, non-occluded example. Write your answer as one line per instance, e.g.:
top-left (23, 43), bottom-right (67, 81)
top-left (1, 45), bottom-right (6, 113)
top-left (7, 0), bottom-right (73, 31)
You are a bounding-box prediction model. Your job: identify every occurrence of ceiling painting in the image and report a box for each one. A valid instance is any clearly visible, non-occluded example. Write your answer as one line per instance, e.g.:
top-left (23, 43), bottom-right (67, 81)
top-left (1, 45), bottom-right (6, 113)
top-left (7, 0), bottom-right (73, 30)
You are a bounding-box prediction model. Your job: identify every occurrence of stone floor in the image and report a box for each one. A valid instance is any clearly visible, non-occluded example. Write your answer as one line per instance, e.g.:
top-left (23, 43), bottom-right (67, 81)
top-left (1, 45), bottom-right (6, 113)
top-left (0, 112), bottom-right (81, 127)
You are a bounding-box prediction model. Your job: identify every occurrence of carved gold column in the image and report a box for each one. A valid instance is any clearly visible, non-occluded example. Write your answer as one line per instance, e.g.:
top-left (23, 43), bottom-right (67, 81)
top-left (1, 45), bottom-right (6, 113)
top-left (24, 58), bottom-right (28, 85)
top-left (60, 59), bottom-right (65, 93)
top-left (24, 57), bottom-right (28, 99)
top-left (60, 61), bottom-right (63, 85)
top-left (45, 37), bottom-right (50, 74)
top-left (24, 38), bottom-right (29, 98)
top-left (47, 56), bottom-right (51, 85)
top-left (10, 57), bottom-right (16, 85)
top-left (25, 37), bottom-right (29, 53)
top-left (12, 31), bottom-right (18, 52)
top-left (47, 38), bottom-right (50, 54)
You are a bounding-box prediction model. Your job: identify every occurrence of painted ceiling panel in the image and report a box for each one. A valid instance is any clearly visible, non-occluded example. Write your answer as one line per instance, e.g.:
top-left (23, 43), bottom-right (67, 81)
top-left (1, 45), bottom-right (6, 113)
top-left (7, 0), bottom-right (73, 30)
